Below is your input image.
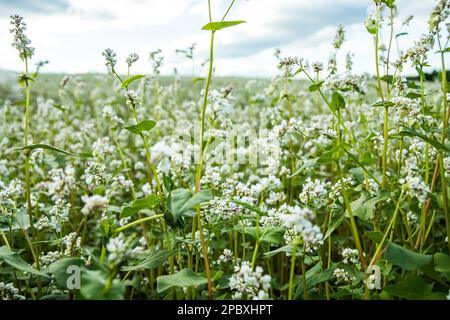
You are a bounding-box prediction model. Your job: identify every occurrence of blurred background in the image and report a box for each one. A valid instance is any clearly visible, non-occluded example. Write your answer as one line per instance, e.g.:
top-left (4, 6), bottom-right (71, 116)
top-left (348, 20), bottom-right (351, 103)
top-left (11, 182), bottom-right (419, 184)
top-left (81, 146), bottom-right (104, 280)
top-left (0, 0), bottom-right (446, 77)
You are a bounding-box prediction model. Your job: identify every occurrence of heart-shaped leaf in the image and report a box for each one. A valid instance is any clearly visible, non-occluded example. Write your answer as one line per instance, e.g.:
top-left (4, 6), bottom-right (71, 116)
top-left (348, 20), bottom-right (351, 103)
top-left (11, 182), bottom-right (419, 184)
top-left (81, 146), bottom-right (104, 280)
top-left (123, 120), bottom-right (157, 135)
top-left (157, 268), bottom-right (207, 293)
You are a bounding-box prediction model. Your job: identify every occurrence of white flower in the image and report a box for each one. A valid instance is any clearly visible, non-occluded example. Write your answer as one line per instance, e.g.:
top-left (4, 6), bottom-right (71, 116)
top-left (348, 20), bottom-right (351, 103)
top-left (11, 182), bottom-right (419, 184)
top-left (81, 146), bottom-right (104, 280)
top-left (229, 261), bottom-right (271, 300)
top-left (49, 198), bottom-right (71, 225)
top-left (102, 105), bottom-right (123, 125)
top-left (0, 282), bottom-right (25, 300)
top-left (45, 166), bottom-right (76, 200)
top-left (83, 162), bottom-right (110, 187)
top-left (215, 249), bottom-right (235, 265)
top-left (400, 175), bottom-right (429, 204)
top-left (10, 15), bottom-right (34, 60)
top-left (111, 175), bottom-right (133, 192)
top-left (126, 53), bottom-right (139, 67)
top-left (62, 232), bottom-right (81, 256)
top-left (299, 178), bottom-right (328, 205)
top-left (107, 234), bottom-right (127, 263)
top-left (102, 48), bottom-right (117, 70)
top-left (92, 137), bottom-right (115, 158)
top-left (333, 268), bottom-right (355, 284)
top-left (34, 216), bottom-right (57, 231)
top-left (81, 195), bottom-right (107, 215)
top-left (342, 248), bottom-right (360, 268)
top-left (125, 90), bottom-right (141, 108)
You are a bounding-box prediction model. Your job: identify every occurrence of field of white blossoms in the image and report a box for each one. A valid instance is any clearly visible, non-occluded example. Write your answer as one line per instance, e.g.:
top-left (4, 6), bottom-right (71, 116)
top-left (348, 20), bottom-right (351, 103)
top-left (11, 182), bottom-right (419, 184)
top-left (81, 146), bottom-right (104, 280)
top-left (0, 0), bottom-right (450, 301)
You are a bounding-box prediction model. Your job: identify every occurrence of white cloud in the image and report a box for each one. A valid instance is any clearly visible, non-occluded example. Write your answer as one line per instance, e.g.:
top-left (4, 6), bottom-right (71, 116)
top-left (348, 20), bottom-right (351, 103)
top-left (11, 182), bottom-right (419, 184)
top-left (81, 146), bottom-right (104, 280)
top-left (0, 0), bottom-right (446, 77)
top-left (67, 0), bottom-right (195, 28)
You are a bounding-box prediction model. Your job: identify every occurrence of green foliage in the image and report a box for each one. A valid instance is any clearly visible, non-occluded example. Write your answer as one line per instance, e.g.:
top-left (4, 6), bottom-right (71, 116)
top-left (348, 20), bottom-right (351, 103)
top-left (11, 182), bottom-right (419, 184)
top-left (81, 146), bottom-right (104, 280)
top-left (123, 120), bottom-right (157, 135)
top-left (201, 21), bottom-right (246, 32)
top-left (0, 246), bottom-right (48, 277)
top-left (384, 242), bottom-right (433, 271)
top-left (166, 188), bottom-right (213, 222)
top-left (121, 250), bottom-right (176, 271)
top-left (121, 75), bottom-right (145, 88)
top-left (120, 194), bottom-right (160, 218)
top-left (157, 269), bottom-right (207, 293)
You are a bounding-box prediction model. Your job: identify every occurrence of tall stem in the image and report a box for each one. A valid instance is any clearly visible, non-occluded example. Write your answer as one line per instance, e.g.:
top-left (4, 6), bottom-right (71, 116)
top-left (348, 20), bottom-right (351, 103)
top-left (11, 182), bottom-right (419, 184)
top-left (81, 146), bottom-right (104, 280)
top-left (288, 244), bottom-right (297, 300)
top-left (24, 58), bottom-right (33, 227)
top-left (437, 36), bottom-right (450, 251)
top-left (193, 21), bottom-right (215, 299)
top-left (373, 4), bottom-right (388, 188)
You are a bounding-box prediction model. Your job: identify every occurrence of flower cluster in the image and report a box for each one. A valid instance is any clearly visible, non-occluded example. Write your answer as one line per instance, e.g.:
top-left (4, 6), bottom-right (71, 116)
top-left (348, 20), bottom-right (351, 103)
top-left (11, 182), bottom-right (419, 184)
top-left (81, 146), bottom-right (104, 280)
top-left (126, 53), bottom-right (139, 68)
top-left (299, 178), bottom-right (328, 206)
top-left (229, 261), bottom-right (271, 300)
top-left (10, 15), bottom-right (34, 60)
top-left (0, 282), bottom-right (25, 300)
top-left (102, 48), bottom-right (117, 71)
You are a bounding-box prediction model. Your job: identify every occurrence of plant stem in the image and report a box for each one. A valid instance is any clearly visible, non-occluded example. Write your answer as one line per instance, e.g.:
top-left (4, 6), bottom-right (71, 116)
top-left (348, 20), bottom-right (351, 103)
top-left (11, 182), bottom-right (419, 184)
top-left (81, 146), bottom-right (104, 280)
top-left (288, 244), bottom-right (297, 300)
top-left (374, 4), bottom-right (388, 188)
top-left (337, 161), bottom-right (366, 268)
top-left (113, 214), bottom-right (164, 234)
top-left (369, 190), bottom-right (404, 267)
top-left (193, 2), bottom-right (216, 297)
top-left (24, 58), bottom-right (33, 227)
top-left (437, 35), bottom-right (450, 251)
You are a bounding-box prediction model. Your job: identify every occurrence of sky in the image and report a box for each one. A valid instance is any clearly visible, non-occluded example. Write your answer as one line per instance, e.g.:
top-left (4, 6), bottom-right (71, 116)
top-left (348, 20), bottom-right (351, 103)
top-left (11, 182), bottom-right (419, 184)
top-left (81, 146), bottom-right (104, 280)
top-left (0, 0), bottom-right (447, 77)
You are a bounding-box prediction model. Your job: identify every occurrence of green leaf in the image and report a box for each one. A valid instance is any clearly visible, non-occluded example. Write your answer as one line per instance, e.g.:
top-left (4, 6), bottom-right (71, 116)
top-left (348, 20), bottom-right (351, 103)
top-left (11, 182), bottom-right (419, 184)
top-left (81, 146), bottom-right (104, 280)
top-left (308, 81), bottom-right (324, 92)
top-left (244, 227), bottom-right (285, 245)
top-left (201, 20), bottom-right (246, 31)
top-left (14, 144), bottom-right (79, 156)
top-left (123, 120), bottom-right (157, 135)
top-left (434, 253), bottom-right (450, 277)
top-left (0, 211), bottom-right (30, 231)
top-left (383, 275), bottom-right (433, 299)
top-left (296, 263), bottom-right (333, 297)
top-left (289, 158), bottom-right (318, 178)
top-left (396, 32), bottom-right (408, 38)
top-left (264, 245), bottom-right (295, 258)
top-left (17, 73), bottom-right (34, 87)
top-left (49, 258), bottom-right (85, 289)
top-left (193, 77), bottom-right (206, 84)
top-left (167, 189), bottom-right (213, 222)
top-left (396, 128), bottom-right (450, 153)
top-left (78, 269), bottom-right (125, 300)
top-left (323, 214), bottom-right (344, 240)
top-left (0, 246), bottom-right (49, 277)
top-left (365, 231), bottom-right (383, 243)
top-left (330, 92), bottom-right (345, 111)
top-left (157, 268), bottom-right (207, 293)
top-left (121, 75), bottom-right (145, 88)
top-left (120, 194), bottom-right (160, 218)
top-left (350, 190), bottom-right (390, 221)
top-left (385, 242), bottom-right (433, 271)
top-left (40, 294), bottom-right (69, 300)
top-left (122, 250), bottom-right (176, 271)
top-left (372, 101), bottom-right (394, 108)
top-left (366, 24), bottom-right (377, 35)
top-left (436, 47), bottom-right (450, 54)
top-left (51, 103), bottom-right (68, 112)
top-left (380, 75), bottom-right (393, 83)
top-left (381, 0), bottom-right (395, 8)
top-left (99, 218), bottom-right (115, 238)
top-left (405, 91), bottom-right (422, 99)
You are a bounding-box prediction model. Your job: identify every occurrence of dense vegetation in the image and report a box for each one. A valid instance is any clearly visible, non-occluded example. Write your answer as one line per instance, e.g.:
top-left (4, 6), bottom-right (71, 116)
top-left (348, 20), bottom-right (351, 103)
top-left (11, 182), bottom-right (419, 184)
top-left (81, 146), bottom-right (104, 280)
top-left (0, 0), bottom-right (449, 300)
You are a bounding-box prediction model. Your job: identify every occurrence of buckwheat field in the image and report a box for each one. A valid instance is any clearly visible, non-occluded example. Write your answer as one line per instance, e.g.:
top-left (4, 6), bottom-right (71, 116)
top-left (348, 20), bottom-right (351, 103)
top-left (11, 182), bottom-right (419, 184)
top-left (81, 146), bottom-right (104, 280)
top-left (0, 0), bottom-right (450, 301)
